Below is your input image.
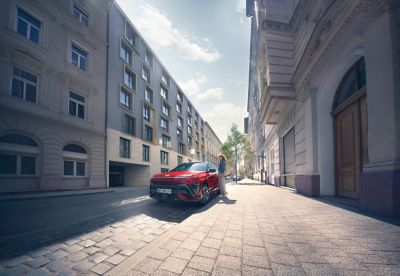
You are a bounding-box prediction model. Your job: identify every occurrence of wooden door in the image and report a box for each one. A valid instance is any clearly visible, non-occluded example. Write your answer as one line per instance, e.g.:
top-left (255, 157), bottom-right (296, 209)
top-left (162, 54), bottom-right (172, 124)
top-left (334, 101), bottom-right (361, 199)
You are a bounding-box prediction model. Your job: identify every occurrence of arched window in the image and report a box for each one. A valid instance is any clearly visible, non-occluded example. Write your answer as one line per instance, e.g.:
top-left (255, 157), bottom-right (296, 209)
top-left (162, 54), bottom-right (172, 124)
top-left (62, 144), bottom-right (88, 177)
top-left (0, 134), bottom-right (39, 176)
top-left (333, 58), bottom-right (366, 109)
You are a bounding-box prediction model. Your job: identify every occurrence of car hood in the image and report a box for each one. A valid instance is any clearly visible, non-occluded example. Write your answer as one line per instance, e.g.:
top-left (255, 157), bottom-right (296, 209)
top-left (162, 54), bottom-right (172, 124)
top-left (151, 170), bottom-right (203, 184)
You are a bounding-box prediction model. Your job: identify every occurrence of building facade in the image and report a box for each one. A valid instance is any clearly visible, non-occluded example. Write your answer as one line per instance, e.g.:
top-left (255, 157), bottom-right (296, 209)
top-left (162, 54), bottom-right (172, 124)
top-left (0, 0), bottom-right (110, 192)
top-left (204, 122), bottom-right (222, 165)
top-left (106, 4), bottom-right (222, 187)
top-left (247, 0), bottom-right (400, 218)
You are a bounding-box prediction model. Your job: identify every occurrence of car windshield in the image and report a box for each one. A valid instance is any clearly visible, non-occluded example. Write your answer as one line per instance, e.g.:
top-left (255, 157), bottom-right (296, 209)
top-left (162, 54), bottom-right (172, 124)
top-left (170, 162), bottom-right (207, 172)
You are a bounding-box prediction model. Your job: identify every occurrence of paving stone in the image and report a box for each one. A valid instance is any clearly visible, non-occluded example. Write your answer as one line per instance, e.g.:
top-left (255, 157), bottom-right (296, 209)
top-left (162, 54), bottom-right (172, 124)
top-left (46, 259), bottom-right (72, 272)
top-left (47, 249), bottom-right (69, 260)
top-left (152, 268), bottom-right (180, 276)
top-left (180, 239), bottom-right (202, 252)
top-left (135, 257), bottom-right (163, 274)
top-left (26, 268), bottom-right (52, 276)
top-left (242, 265), bottom-right (273, 276)
top-left (211, 266), bottom-right (241, 276)
top-left (187, 256), bottom-right (215, 273)
top-left (1, 255), bottom-right (31, 267)
top-left (300, 263), bottom-right (339, 276)
top-left (159, 256), bottom-right (189, 274)
top-left (243, 253), bottom-right (271, 269)
top-left (207, 231), bottom-right (225, 240)
top-left (64, 245), bottom-right (83, 254)
top-left (150, 248), bottom-right (172, 261)
top-left (189, 232), bottom-right (207, 241)
top-left (195, 246), bottom-right (219, 259)
top-left (171, 248), bottom-right (195, 260)
top-left (90, 262), bottom-right (113, 274)
top-left (96, 238), bottom-right (113, 248)
top-left (106, 254), bottom-right (125, 265)
top-left (72, 260), bottom-right (95, 272)
top-left (88, 252), bottom-right (108, 264)
top-left (214, 255), bottom-right (241, 271)
top-left (56, 269), bottom-right (77, 276)
top-left (79, 240), bottom-right (96, 248)
top-left (201, 238), bottom-right (222, 249)
top-left (0, 265), bottom-right (29, 275)
top-left (142, 234), bottom-right (157, 243)
top-left (222, 237), bottom-right (242, 248)
top-left (182, 267), bottom-right (210, 276)
top-left (65, 239), bottom-right (81, 246)
top-left (28, 249), bottom-right (49, 258)
top-left (103, 246), bottom-right (120, 255)
top-left (120, 248), bottom-right (136, 256)
top-left (25, 256), bottom-right (51, 269)
top-left (219, 245), bottom-right (242, 257)
top-left (271, 263), bottom-right (306, 276)
top-left (268, 252), bottom-right (299, 266)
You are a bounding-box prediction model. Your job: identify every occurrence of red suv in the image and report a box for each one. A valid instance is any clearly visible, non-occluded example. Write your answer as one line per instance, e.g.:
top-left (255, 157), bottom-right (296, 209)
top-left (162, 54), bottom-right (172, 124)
top-left (150, 162), bottom-right (219, 205)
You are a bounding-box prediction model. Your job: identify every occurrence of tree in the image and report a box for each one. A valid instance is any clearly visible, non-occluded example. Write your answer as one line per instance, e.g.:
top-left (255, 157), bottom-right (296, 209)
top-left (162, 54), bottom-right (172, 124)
top-left (221, 124), bottom-right (245, 183)
top-left (243, 140), bottom-right (255, 178)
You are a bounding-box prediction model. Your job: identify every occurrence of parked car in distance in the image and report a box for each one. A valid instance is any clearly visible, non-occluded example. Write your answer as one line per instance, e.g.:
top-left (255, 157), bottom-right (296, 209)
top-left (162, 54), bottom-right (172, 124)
top-left (150, 162), bottom-right (219, 205)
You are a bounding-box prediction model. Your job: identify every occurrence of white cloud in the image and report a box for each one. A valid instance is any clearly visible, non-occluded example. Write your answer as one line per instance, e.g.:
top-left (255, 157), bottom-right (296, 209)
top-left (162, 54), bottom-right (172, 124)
top-left (133, 4), bottom-right (221, 62)
top-left (178, 74), bottom-right (224, 104)
top-left (236, 0), bottom-right (249, 24)
top-left (202, 103), bottom-right (247, 142)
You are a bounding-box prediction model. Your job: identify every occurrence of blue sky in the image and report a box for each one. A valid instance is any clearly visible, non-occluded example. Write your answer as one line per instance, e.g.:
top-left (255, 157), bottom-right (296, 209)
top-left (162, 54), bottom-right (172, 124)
top-left (116, 0), bottom-right (251, 142)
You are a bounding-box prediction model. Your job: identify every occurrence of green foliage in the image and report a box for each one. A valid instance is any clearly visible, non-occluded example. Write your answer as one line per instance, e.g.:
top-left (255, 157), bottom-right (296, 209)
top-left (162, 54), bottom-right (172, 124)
top-left (221, 124), bottom-right (246, 181)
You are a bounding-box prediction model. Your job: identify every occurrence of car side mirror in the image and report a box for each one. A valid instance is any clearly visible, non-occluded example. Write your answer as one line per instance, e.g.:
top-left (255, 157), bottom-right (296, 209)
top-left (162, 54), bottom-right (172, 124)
top-left (208, 168), bottom-right (216, 173)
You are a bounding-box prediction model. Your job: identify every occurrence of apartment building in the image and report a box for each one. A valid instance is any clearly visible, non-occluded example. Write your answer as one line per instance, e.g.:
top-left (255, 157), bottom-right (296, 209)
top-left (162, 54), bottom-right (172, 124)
top-left (247, 0), bottom-right (400, 217)
top-left (106, 3), bottom-right (222, 187)
top-left (204, 122), bottom-right (222, 165)
top-left (0, 0), bottom-right (110, 192)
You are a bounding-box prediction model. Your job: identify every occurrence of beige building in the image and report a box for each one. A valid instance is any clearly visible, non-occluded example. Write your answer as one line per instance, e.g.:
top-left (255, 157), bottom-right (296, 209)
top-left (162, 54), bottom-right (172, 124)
top-left (106, 3), bottom-right (222, 187)
top-left (204, 122), bottom-right (222, 165)
top-left (247, 0), bottom-right (400, 217)
top-left (0, 0), bottom-right (110, 192)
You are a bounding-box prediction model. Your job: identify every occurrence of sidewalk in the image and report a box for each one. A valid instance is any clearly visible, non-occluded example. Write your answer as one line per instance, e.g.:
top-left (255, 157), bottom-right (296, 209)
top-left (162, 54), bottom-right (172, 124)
top-left (108, 184), bottom-right (400, 276)
top-left (0, 186), bottom-right (139, 201)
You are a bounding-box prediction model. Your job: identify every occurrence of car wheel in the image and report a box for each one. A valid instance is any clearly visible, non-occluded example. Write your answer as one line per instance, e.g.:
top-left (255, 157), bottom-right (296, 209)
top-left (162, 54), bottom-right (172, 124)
top-left (200, 184), bottom-right (210, 205)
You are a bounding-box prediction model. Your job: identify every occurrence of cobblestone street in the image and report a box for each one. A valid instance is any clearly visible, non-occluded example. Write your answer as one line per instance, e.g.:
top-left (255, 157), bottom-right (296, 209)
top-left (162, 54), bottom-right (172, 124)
top-left (1, 184), bottom-right (400, 275)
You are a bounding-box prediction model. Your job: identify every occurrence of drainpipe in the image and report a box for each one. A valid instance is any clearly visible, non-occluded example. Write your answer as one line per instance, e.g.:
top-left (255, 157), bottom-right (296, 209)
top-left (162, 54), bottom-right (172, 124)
top-left (104, 4), bottom-right (110, 188)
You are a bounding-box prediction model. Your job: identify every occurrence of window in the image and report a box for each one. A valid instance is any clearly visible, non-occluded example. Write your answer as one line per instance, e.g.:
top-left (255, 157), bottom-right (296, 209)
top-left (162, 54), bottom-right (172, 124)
top-left (162, 103), bottom-right (170, 117)
top-left (160, 151), bottom-right (169, 165)
top-left (62, 143), bottom-right (87, 177)
top-left (0, 134), bottom-right (38, 176)
top-left (178, 117), bottom-right (183, 128)
top-left (119, 138), bottom-right (130, 158)
top-left (126, 23), bottom-right (139, 48)
top-left (11, 67), bottom-right (37, 103)
top-left (188, 126), bottom-right (192, 135)
top-left (161, 71), bottom-right (170, 87)
top-left (144, 125), bottom-right (153, 142)
top-left (188, 104), bottom-right (192, 113)
top-left (120, 88), bottom-right (132, 109)
top-left (196, 133), bottom-right (199, 141)
top-left (142, 65), bottom-right (150, 82)
top-left (143, 105), bottom-right (151, 122)
top-left (124, 67), bottom-right (136, 90)
top-left (71, 43), bottom-right (87, 71)
top-left (145, 86), bottom-right (153, 103)
top-left (142, 145), bottom-right (150, 162)
top-left (145, 47), bottom-right (153, 67)
top-left (161, 168), bottom-right (169, 172)
top-left (195, 122), bottom-right (198, 130)
top-left (160, 85), bottom-right (168, 99)
top-left (188, 136), bottom-right (193, 146)
top-left (124, 115), bottom-right (135, 135)
top-left (73, 4), bottom-right (89, 25)
top-left (177, 91), bottom-right (183, 102)
top-left (16, 8), bottom-right (41, 43)
top-left (187, 116), bottom-right (192, 126)
top-left (195, 112), bottom-right (199, 121)
top-left (196, 142), bottom-right (199, 149)
top-left (177, 129), bottom-right (183, 140)
top-left (176, 103), bottom-right (182, 114)
top-left (69, 91), bottom-right (85, 119)
top-left (177, 156), bottom-right (183, 165)
top-left (162, 135), bottom-right (171, 149)
top-left (178, 143), bottom-right (185, 154)
top-left (160, 117), bottom-right (169, 131)
top-left (120, 42), bottom-right (132, 65)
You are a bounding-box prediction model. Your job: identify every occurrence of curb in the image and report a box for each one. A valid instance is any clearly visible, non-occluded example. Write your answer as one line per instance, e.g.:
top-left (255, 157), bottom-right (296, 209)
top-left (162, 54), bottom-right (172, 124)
top-left (0, 189), bottom-right (116, 202)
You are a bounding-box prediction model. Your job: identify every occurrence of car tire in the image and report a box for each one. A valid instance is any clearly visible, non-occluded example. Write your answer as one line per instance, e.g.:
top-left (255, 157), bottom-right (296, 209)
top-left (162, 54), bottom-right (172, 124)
top-left (199, 184), bottom-right (210, 206)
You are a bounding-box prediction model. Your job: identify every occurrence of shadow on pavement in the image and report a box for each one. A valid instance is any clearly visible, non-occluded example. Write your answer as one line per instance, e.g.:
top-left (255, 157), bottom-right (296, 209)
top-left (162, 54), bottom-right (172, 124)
top-left (0, 192), bottom-right (203, 260)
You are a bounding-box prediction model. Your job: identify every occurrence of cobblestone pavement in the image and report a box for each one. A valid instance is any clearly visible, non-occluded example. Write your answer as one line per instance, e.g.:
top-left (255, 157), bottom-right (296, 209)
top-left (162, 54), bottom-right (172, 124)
top-left (0, 192), bottom-right (201, 275)
top-left (117, 185), bottom-right (400, 276)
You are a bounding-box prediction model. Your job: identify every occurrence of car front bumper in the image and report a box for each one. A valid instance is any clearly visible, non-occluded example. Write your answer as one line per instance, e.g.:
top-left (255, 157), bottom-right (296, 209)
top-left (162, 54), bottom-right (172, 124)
top-left (149, 183), bottom-right (201, 201)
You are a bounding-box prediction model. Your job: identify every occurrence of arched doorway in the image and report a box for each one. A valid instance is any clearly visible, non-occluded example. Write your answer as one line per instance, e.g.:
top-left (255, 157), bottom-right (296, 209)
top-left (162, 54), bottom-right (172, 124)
top-left (332, 58), bottom-right (367, 199)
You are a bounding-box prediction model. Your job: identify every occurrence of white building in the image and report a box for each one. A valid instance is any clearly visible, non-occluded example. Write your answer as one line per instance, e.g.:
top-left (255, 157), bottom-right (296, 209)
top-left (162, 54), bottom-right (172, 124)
top-left (247, 0), bottom-right (400, 218)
